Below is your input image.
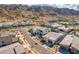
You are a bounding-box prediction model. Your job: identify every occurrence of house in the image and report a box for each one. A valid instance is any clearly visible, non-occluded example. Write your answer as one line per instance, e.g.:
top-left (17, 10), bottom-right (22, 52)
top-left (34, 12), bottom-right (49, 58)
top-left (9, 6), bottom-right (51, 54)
top-left (0, 24), bottom-right (3, 29)
top-left (20, 20), bottom-right (33, 26)
top-left (20, 22), bottom-right (27, 26)
top-left (0, 22), bottom-right (14, 29)
top-left (59, 22), bottom-right (72, 25)
top-left (0, 42), bottom-right (26, 54)
top-left (12, 22), bottom-right (19, 27)
top-left (60, 35), bottom-right (74, 48)
top-left (70, 36), bottom-right (79, 53)
top-left (51, 23), bottom-right (62, 28)
top-left (13, 20), bottom-right (33, 27)
top-left (58, 25), bottom-right (73, 32)
top-left (45, 22), bottom-right (62, 28)
top-left (75, 31), bottom-right (79, 36)
top-left (42, 32), bottom-right (64, 46)
top-left (0, 31), bottom-right (18, 47)
top-left (25, 20), bottom-right (33, 25)
top-left (59, 35), bottom-right (74, 54)
top-left (32, 26), bottom-right (51, 36)
top-left (59, 35), bottom-right (79, 54)
top-left (74, 20), bottom-right (79, 24)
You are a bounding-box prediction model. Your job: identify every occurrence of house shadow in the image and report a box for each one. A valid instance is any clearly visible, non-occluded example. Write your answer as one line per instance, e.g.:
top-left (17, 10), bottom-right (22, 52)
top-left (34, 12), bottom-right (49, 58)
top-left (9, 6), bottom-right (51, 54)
top-left (59, 46), bottom-right (70, 54)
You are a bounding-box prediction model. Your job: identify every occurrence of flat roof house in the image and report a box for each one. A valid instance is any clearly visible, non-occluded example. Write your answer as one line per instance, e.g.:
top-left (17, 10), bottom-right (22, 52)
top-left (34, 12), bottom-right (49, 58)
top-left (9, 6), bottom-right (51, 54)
top-left (0, 22), bottom-right (14, 29)
top-left (0, 31), bottom-right (18, 47)
top-left (74, 19), bottom-right (79, 24)
top-left (12, 20), bottom-right (33, 27)
top-left (70, 36), bottom-right (79, 53)
top-left (59, 35), bottom-right (79, 54)
top-left (0, 42), bottom-right (26, 54)
top-left (60, 35), bottom-right (73, 47)
top-left (32, 26), bottom-right (51, 36)
top-left (42, 32), bottom-right (64, 45)
top-left (51, 23), bottom-right (62, 28)
top-left (58, 26), bottom-right (73, 32)
top-left (45, 22), bottom-right (62, 28)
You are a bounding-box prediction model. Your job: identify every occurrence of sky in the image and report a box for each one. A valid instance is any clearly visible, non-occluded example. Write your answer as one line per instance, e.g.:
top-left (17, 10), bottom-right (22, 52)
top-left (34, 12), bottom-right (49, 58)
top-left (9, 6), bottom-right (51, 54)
top-left (0, 0), bottom-right (79, 4)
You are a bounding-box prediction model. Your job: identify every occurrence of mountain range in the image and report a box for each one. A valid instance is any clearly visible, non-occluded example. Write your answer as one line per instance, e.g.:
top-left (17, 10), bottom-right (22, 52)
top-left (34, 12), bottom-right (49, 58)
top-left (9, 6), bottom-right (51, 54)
top-left (28, 4), bottom-right (79, 15)
top-left (0, 4), bottom-right (79, 19)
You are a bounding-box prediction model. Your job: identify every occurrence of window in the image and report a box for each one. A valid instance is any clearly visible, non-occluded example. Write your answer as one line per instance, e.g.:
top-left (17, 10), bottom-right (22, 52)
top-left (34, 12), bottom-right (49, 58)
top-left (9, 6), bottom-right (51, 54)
top-left (35, 43), bottom-right (38, 45)
top-left (1, 41), bottom-right (6, 46)
top-left (48, 40), bottom-right (52, 44)
top-left (2, 41), bottom-right (5, 43)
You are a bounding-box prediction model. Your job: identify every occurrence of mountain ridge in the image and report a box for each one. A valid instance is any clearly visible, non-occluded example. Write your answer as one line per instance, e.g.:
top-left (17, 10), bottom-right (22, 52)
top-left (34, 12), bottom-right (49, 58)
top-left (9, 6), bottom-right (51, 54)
top-left (28, 5), bottom-right (79, 15)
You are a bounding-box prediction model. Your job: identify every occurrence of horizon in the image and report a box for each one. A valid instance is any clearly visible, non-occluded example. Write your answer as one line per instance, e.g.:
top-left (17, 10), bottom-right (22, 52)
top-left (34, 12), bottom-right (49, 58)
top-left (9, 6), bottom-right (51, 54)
top-left (0, 4), bottom-right (79, 11)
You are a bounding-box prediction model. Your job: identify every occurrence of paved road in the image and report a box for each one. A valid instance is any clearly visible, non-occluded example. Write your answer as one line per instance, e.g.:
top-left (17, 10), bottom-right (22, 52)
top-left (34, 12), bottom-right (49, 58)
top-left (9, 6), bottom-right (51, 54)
top-left (19, 29), bottom-right (53, 54)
